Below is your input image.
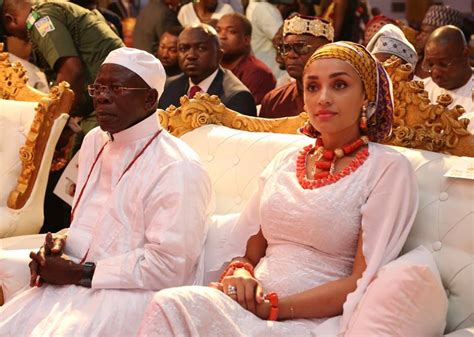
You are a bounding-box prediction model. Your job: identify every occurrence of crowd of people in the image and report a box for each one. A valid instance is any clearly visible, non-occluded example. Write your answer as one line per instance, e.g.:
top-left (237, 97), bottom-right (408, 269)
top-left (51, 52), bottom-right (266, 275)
top-left (0, 0), bottom-right (472, 336)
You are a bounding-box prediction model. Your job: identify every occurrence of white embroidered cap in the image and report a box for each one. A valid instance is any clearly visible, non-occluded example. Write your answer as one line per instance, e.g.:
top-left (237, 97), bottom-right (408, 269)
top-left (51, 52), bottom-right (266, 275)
top-left (102, 47), bottom-right (166, 96)
top-left (366, 24), bottom-right (417, 68)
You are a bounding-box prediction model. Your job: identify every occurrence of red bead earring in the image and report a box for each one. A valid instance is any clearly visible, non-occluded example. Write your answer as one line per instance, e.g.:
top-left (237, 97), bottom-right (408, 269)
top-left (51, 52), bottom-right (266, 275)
top-left (299, 120), bottom-right (320, 138)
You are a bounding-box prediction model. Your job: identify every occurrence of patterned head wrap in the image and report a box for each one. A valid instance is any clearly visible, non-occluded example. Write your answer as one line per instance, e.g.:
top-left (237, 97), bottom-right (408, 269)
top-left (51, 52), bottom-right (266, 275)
top-left (283, 14), bottom-right (334, 42)
top-left (364, 15), bottom-right (396, 45)
top-left (366, 24), bottom-right (417, 68)
top-left (422, 5), bottom-right (464, 28)
top-left (305, 42), bottom-right (394, 142)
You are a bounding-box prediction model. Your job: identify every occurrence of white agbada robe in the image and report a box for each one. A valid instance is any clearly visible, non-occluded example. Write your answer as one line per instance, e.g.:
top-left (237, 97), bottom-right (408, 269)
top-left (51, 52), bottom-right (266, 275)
top-left (0, 113), bottom-right (213, 336)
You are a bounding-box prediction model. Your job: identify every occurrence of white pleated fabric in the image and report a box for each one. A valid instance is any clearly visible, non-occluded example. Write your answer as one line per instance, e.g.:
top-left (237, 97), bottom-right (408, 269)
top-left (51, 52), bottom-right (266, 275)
top-left (0, 114), bottom-right (214, 336)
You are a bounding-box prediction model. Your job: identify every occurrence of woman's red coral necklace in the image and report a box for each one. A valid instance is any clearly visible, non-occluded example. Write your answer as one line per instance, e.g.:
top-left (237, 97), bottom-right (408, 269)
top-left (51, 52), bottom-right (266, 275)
top-left (296, 136), bottom-right (370, 190)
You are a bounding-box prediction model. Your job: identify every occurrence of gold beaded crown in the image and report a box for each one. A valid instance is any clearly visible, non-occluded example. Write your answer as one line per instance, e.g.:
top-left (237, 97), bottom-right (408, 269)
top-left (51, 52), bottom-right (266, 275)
top-left (283, 14), bottom-right (334, 42)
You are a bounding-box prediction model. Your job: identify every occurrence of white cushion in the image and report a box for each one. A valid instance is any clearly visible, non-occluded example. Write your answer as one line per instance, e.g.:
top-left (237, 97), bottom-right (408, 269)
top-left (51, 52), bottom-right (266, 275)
top-left (346, 246), bottom-right (448, 336)
top-left (203, 213), bottom-right (241, 285)
top-left (0, 249), bottom-right (32, 303)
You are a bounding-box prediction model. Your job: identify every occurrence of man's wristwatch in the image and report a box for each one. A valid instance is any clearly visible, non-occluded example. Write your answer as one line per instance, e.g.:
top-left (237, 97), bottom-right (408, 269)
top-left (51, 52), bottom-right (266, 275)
top-left (79, 262), bottom-right (96, 288)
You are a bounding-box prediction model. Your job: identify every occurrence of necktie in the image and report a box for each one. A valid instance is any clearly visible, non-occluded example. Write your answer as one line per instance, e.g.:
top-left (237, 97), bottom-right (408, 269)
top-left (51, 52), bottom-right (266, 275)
top-left (188, 85), bottom-right (202, 98)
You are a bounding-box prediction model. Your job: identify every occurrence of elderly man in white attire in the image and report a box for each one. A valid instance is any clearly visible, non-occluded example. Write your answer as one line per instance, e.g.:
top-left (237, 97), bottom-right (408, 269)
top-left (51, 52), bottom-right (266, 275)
top-left (0, 47), bottom-right (213, 336)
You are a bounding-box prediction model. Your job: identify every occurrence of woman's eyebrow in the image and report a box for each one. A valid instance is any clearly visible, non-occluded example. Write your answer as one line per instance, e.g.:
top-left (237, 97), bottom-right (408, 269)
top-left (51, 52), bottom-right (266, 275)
top-left (329, 71), bottom-right (351, 78)
top-left (306, 72), bottom-right (352, 80)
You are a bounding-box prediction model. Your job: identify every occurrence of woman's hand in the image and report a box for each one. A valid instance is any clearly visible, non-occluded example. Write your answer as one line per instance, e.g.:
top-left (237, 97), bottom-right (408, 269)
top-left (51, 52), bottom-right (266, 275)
top-left (255, 299), bottom-right (271, 320)
top-left (221, 269), bottom-right (264, 315)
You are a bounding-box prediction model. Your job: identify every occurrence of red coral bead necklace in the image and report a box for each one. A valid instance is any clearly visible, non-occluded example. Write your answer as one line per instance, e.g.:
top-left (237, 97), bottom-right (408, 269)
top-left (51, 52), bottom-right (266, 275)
top-left (296, 135), bottom-right (370, 190)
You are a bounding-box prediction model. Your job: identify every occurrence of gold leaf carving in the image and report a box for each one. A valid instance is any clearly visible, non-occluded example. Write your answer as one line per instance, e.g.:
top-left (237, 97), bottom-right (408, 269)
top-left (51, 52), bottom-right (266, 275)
top-left (159, 91), bottom-right (307, 137)
top-left (0, 43), bottom-right (45, 102)
top-left (383, 56), bottom-right (473, 157)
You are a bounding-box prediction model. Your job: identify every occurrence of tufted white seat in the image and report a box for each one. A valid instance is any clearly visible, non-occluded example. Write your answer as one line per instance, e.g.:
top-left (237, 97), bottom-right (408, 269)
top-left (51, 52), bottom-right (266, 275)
top-left (181, 125), bottom-right (311, 214)
top-left (1, 124), bottom-right (472, 335)
top-left (0, 99), bottom-right (69, 238)
top-left (181, 125), bottom-right (473, 335)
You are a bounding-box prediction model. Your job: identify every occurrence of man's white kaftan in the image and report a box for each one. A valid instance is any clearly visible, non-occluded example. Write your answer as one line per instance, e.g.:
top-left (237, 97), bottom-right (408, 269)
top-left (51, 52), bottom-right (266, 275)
top-left (0, 113), bottom-right (213, 336)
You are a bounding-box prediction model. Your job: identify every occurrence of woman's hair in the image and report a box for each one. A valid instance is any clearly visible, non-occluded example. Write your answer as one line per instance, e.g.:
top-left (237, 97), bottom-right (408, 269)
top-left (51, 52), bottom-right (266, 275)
top-left (305, 41), bottom-right (394, 142)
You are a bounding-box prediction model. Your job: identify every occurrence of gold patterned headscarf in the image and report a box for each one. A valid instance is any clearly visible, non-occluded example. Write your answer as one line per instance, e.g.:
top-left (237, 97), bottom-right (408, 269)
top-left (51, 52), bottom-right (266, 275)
top-left (305, 41), bottom-right (394, 142)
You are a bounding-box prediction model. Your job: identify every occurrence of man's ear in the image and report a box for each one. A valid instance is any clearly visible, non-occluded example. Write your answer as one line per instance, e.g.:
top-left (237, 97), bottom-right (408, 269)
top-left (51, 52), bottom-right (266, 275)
top-left (145, 88), bottom-right (159, 110)
top-left (3, 13), bottom-right (15, 26)
top-left (217, 47), bottom-right (224, 64)
top-left (462, 46), bottom-right (469, 58)
top-left (244, 35), bottom-right (251, 47)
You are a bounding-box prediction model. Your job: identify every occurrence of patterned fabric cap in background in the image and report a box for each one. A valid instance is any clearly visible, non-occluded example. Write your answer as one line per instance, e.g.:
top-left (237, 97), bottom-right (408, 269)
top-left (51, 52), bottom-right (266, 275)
top-left (422, 5), bottom-right (464, 28)
top-left (366, 24), bottom-right (417, 68)
top-left (305, 42), bottom-right (394, 142)
top-left (283, 13), bottom-right (334, 42)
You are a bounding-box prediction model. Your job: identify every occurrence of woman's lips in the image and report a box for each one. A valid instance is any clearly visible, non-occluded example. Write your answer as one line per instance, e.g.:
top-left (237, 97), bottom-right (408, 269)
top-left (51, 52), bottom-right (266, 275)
top-left (316, 110), bottom-right (337, 121)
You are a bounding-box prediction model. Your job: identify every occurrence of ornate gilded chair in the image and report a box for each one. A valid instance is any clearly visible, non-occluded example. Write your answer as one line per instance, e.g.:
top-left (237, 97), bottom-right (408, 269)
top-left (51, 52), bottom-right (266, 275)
top-left (0, 46), bottom-right (74, 238)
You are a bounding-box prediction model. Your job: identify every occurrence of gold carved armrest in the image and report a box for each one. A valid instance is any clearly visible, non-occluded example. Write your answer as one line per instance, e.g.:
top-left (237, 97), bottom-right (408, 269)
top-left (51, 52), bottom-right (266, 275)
top-left (383, 56), bottom-right (473, 157)
top-left (6, 82), bottom-right (74, 210)
top-left (159, 92), bottom-right (307, 137)
top-left (0, 43), bottom-right (46, 102)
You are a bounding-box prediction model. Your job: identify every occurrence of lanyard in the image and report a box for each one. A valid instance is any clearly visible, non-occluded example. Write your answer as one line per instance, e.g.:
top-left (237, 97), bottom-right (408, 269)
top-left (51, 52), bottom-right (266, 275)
top-left (71, 129), bottom-right (162, 222)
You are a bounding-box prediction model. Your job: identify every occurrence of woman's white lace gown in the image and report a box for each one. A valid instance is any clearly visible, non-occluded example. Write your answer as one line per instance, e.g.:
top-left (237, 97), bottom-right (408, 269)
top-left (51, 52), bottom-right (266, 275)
top-left (138, 143), bottom-right (418, 337)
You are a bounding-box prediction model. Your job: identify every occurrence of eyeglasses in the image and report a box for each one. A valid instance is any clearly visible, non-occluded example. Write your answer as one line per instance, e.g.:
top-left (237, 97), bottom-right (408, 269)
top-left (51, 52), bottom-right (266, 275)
top-left (421, 59), bottom-right (456, 73)
top-left (87, 84), bottom-right (150, 97)
top-left (278, 42), bottom-right (314, 56)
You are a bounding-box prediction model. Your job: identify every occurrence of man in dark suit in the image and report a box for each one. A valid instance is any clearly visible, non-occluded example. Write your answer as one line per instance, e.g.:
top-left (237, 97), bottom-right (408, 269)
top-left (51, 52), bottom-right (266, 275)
top-left (158, 24), bottom-right (257, 116)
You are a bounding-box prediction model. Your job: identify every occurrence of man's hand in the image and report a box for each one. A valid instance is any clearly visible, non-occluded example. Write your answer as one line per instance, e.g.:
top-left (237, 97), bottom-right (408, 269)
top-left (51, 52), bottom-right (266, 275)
top-left (36, 254), bottom-right (83, 286)
top-left (29, 232), bottom-right (67, 287)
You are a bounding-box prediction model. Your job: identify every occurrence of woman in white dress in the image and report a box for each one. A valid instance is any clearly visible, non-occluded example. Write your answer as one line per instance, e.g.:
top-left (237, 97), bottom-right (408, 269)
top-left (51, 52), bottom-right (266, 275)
top-left (178, 0), bottom-right (233, 27)
top-left (137, 42), bottom-right (419, 336)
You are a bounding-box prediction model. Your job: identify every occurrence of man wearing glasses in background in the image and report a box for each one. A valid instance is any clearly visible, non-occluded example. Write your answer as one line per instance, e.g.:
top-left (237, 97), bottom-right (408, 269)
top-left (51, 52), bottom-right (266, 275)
top-left (259, 14), bottom-right (333, 118)
top-left (0, 47), bottom-right (213, 336)
top-left (422, 25), bottom-right (473, 133)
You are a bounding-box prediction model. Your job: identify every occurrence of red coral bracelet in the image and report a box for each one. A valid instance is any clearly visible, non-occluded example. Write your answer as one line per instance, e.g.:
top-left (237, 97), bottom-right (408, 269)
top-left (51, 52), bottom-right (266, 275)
top-left (219, 261), bottom-right (255, 282)
top-left (264, 292), bottom-right (279, 321)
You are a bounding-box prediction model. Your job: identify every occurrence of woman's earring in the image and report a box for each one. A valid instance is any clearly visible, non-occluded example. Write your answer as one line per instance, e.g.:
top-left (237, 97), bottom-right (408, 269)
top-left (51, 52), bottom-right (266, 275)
top-left (360, 106), bottom-right (368, 131)
top-left (299, 120), bottom-right (319, 138)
